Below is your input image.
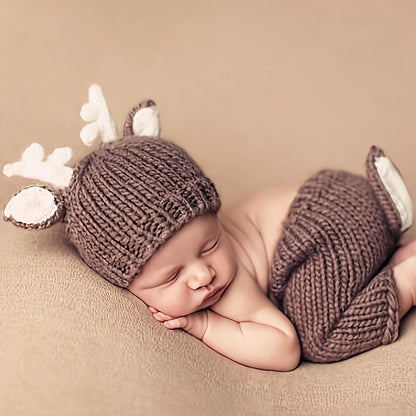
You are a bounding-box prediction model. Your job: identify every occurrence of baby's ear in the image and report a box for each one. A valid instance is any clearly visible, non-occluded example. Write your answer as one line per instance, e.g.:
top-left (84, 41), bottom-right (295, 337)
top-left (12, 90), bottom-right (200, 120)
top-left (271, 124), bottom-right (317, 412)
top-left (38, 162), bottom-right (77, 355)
top-left (123, 100), bottom-right (160, 138)
top-left (4, 186), bottom-right (65, 229)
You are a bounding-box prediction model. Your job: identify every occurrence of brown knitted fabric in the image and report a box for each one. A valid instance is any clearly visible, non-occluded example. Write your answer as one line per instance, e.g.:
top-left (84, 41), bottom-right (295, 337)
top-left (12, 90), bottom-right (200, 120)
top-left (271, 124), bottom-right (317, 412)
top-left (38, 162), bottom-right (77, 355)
top-left (269, 146), bottom-right (401, 363)
top-left (62, 136), bottom-right (221, 288)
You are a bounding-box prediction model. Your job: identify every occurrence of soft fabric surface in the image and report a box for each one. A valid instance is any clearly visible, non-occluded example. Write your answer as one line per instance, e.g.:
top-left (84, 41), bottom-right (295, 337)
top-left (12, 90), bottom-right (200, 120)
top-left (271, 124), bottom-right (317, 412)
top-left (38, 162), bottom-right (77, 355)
top-left (1, 1), bottom-right (416, 415)
top-left (1, 221), bottom-right (415, 415)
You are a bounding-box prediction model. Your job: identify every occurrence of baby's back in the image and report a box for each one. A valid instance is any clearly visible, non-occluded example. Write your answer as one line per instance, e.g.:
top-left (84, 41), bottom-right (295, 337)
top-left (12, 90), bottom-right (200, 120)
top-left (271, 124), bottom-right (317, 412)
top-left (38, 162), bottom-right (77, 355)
top-left (218, 186), bottom-right (297, 291)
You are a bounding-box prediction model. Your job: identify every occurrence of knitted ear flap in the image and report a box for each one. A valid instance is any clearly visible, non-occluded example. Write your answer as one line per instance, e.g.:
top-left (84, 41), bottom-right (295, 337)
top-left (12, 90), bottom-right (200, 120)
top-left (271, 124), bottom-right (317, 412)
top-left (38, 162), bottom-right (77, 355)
top-left (4, 186), bottom-right (65, 229)
top-left (123, 99), bottom-right (160, 138)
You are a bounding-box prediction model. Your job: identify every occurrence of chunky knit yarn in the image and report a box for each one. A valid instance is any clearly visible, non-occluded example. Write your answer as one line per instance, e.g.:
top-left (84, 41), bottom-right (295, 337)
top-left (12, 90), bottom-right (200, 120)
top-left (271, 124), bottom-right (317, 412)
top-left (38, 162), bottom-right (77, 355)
top-left (62, 136), bottom-right (221, 288)
top-left (269, 146), bottom-right (402, 363)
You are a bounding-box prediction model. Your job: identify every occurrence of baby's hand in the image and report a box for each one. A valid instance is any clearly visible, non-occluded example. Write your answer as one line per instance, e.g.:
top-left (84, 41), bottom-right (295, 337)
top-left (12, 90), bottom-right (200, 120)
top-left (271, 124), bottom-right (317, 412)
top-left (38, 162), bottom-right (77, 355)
top-left (148, 306), bottom-right (208, 340)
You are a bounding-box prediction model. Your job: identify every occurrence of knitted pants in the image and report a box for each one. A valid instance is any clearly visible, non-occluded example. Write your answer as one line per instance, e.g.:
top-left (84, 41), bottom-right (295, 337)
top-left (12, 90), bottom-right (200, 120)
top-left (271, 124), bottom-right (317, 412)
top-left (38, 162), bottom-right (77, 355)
top-left (269, 147), bottom-right (405, 363)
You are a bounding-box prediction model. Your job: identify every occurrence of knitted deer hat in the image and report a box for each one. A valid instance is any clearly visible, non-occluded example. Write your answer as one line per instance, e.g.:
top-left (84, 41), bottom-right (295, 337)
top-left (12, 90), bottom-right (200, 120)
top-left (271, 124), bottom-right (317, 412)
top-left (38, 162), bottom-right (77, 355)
top-left (3, 85), bottom-right (221, 287)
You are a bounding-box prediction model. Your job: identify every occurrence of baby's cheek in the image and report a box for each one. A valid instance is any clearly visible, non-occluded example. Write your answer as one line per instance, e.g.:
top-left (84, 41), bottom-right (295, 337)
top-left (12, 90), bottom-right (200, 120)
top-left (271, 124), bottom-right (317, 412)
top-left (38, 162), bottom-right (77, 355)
top-left (160, 292), bottom-right (193, 317)
top-left (225, 243), bottom-right (238, 266)
top-left (220, 250), bottom-right (237, 275)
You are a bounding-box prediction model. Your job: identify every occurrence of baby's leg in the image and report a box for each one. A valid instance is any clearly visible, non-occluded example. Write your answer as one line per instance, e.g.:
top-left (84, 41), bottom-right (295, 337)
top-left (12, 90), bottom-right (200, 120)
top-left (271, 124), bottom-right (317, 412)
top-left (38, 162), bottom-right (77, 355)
top-left (292, 243), bottom-right (416, 363)
top-left (389, 239), bottom-right (416, 267)
top-left (281, 259), bottom-right (400, 363)
top-left (271, 147), bottom-right (414, 363)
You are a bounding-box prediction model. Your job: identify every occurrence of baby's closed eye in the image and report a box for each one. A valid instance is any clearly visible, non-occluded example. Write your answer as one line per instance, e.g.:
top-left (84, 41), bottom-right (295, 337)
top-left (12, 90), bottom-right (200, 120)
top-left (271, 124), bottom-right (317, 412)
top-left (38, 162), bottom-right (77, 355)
top-left (202, 236), bottom-right (220, 254)
top-left (161, 269), bottom-right (180, 285)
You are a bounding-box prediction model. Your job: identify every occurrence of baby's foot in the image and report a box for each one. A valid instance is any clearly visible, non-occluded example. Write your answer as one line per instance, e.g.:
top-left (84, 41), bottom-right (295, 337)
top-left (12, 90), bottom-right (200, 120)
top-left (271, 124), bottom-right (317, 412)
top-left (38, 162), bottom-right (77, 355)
top-left (388, 240), bottom-right (416, 268)
top-left (391, 250), bottom-right (416, 317)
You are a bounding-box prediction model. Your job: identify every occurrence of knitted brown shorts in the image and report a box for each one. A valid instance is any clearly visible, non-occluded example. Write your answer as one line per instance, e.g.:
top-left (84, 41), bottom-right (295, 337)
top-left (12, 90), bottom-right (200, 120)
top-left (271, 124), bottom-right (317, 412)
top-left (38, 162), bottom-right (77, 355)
top-left (269, 147), bottom-right (408, 363)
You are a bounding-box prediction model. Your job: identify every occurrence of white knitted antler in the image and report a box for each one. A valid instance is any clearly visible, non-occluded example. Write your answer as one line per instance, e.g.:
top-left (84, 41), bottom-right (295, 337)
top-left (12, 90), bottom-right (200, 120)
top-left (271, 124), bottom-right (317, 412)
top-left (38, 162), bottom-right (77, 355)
top-left (80, 83), bottom-right (118, 146)
top-left (3, 143), bottom-right (73, 189)
top-left (3, 83), bottom-right (160, 229)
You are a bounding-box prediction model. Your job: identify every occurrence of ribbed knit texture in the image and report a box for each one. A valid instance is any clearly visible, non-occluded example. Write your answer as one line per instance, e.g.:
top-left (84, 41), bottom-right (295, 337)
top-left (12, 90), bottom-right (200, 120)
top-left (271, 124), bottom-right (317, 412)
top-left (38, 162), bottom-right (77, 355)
top-left (269, 146), bottom-right (401, 363)
top-left (62, 136), bottom-right (221, 287)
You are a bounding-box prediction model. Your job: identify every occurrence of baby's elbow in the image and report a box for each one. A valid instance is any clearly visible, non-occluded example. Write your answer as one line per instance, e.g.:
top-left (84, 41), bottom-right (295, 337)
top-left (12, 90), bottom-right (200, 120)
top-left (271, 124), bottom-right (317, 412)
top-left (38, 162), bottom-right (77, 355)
top-left (277, 332), bottom-right (301, 372)
top-left (262, 330), bottom-right (301, 372)
top-left (285, 335), bottom-right (301, 371)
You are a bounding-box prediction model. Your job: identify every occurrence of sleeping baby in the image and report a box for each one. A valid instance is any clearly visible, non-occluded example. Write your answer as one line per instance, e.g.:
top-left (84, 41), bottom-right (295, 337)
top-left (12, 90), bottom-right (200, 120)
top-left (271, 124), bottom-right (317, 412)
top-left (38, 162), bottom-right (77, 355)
top-left (4, 85), bottom-right (416, 371)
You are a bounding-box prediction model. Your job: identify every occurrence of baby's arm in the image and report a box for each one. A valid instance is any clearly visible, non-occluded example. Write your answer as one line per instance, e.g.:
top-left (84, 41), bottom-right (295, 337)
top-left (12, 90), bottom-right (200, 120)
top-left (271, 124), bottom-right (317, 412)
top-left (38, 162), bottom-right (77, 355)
top-left (150, 280), bottom-right (300, 371)
top-left (203, 305), bottom-right (300, 371)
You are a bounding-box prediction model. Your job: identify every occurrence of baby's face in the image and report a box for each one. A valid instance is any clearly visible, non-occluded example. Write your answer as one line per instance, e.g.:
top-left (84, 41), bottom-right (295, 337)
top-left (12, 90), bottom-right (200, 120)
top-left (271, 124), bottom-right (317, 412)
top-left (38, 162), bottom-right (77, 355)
top-left (128, 214), bottom-right (237, 318)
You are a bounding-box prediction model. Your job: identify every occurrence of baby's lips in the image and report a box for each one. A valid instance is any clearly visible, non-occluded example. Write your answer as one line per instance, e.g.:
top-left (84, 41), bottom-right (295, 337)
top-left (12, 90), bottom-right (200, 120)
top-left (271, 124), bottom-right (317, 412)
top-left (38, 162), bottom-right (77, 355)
top-left (204, 285), bottom-right (225, 302)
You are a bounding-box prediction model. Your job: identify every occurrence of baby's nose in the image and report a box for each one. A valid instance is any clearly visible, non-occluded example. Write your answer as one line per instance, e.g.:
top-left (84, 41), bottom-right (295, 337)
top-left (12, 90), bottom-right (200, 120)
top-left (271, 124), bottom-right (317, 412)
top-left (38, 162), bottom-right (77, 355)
top-left (188, 263), bottom-right (215, 290)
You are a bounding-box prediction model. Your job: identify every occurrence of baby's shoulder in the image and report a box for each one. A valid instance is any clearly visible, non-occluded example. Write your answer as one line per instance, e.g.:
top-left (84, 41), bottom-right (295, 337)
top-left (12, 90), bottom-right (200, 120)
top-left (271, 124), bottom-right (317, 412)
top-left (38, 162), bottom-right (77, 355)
top-left (219, 186), bottom-right (297, 279)
top-left (220, 186), bottom-right (296, 235)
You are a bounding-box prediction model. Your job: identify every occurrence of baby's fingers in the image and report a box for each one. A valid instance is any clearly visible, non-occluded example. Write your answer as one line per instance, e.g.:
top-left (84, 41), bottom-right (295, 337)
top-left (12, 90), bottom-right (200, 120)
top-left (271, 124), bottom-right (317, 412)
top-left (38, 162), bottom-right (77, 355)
top-left (148, 306), bottom-right (174, 322)
top-left (163, 317), bottom-right (188, 330)
top-left (154, 312), bottom-right (174, 322)
top-left (147, 306), bottom-right (188, 330)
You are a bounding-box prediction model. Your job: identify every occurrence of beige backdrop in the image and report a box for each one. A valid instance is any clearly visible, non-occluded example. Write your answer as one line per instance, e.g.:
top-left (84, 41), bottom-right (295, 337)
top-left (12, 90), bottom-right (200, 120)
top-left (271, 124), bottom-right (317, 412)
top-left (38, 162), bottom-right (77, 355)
top-left (2, 1), bottom-right (416, 209)
top-left (1, 1), bottom-right (416, 415)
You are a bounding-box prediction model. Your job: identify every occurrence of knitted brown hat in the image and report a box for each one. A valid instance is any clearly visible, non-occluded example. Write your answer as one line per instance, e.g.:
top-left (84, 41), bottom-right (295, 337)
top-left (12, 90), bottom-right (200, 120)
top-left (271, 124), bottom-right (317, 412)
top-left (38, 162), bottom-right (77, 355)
top-left (3, 85), bottom-right (221, 288)
top-left (62, 135), bottom-right (221, 287)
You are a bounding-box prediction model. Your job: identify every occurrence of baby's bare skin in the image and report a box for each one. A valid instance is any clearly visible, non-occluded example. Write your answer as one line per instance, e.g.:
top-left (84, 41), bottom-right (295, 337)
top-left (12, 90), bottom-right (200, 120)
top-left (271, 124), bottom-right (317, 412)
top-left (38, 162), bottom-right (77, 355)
top-left (128, 186), bottom-right (416, 371)
top-left (129, 186), bottom-right (301, 371)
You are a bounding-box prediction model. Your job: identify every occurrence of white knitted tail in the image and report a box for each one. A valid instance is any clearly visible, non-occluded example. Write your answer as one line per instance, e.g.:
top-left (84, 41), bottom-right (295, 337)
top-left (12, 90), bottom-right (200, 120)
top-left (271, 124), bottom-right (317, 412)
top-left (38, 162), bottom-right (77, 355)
top-left (375, 156), bottom-right (414, 232)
